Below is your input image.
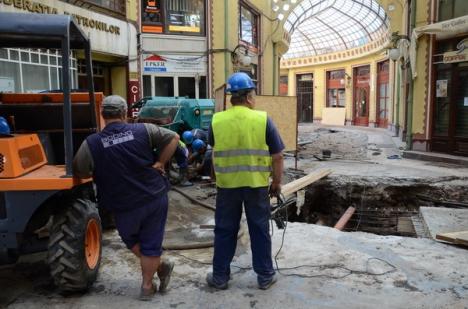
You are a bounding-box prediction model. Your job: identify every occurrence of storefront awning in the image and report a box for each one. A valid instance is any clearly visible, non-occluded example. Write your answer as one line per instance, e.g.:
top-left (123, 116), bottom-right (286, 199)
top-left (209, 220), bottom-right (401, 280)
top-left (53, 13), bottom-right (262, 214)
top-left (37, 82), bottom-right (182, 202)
top-left (410, 15), bottom-right (468, 78)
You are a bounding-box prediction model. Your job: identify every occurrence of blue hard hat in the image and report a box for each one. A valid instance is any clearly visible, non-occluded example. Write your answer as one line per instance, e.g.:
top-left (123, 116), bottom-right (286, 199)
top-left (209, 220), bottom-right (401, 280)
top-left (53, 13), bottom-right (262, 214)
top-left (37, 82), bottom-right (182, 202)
top-left (182, 131), bottom-right (194, 144)
top-left (192, 139), bottom-right (205, 152)
top-left (0, 117), bottom-right (10, 135)
top-left (226, 72), bottom-right (256, 94)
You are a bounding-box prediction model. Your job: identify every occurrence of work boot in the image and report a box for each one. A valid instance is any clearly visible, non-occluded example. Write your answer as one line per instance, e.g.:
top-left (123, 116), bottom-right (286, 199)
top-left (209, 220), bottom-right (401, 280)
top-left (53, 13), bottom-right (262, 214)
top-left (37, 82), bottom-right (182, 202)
top-left (258, 275), bottom-right (277, 290)
top-left (158, 260), bottom-right (175, 293)
top-left (178, 168), bottom-right (193, 187)
top-left (206, 273), bottom-right (228, 290)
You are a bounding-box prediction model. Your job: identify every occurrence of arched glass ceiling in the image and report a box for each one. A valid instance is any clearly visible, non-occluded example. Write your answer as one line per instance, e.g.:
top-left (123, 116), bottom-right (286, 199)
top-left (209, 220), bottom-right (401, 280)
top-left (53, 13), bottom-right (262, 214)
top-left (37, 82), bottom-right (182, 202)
top-left (283, 0), bottom-right (389, 59)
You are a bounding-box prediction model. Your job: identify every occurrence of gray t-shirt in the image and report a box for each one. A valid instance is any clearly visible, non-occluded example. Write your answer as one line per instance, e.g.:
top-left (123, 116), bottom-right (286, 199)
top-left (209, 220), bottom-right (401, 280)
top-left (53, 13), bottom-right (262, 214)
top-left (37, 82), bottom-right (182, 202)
top-left (73, 123), bottom-right (176, 178)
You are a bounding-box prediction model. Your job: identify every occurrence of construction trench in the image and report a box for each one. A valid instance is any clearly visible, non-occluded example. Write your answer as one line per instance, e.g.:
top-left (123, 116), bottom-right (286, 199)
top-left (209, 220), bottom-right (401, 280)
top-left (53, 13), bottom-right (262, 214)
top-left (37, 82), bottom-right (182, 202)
top-left (285, 175), bottom-right (468, 237)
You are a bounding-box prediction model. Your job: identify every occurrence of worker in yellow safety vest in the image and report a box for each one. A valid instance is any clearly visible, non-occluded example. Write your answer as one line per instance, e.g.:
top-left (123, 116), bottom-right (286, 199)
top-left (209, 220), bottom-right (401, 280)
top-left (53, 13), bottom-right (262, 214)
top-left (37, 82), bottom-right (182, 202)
top-left (206, 72), bottom-right (284, 290)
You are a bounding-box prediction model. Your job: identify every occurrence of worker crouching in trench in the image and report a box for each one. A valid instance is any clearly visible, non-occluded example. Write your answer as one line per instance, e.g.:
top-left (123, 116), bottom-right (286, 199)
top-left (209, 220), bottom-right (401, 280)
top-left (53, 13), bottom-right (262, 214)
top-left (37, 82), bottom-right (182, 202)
top-left (73, 95), bottom-right (178, 301)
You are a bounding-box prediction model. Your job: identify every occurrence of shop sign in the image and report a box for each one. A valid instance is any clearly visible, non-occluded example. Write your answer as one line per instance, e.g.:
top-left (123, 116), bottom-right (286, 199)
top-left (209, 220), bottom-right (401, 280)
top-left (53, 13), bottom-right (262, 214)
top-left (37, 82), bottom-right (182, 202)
top-left (443, 38), bottom-right (468, 64)
top-left (128, 80), bottom-right (140, 106)
top-left (143, 54), bottom-right (206, 74)
top-left (0, 0), bottom-right (133, 57)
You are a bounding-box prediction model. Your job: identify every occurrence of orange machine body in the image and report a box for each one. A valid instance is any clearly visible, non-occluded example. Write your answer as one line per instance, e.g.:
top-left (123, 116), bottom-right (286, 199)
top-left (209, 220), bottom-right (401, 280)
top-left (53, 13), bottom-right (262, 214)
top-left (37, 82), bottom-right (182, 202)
top-left (0, 92), bottom-right (100, 190)
top-left (0, 134), bottom-right (47, 178)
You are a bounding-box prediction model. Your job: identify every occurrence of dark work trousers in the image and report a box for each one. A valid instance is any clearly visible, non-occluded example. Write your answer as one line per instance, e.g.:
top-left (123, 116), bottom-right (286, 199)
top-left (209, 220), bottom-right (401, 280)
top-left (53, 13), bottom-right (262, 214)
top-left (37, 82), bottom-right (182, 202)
top-left (212, 187), bottom-right (275, 285)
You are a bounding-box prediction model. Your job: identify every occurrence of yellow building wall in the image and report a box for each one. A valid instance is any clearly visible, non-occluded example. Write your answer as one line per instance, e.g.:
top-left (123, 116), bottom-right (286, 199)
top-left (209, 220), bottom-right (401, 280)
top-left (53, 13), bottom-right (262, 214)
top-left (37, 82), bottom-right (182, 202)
top-left (283, 51), bottom-right (388, 124)
top-left (410, 0), bottom-right (431, 136)
top-left (211, 0), bottom-right (285, 95)
top-left (111, 66), bottom-right (127, 99)
top-left (127, 0), bottom-right (137, 22)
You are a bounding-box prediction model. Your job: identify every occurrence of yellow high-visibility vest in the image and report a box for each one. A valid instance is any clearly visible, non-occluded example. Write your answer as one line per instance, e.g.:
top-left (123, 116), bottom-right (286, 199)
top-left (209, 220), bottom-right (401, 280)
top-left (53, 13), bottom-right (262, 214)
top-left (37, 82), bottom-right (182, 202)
top-left (212, 105), bottom-right (271, 188)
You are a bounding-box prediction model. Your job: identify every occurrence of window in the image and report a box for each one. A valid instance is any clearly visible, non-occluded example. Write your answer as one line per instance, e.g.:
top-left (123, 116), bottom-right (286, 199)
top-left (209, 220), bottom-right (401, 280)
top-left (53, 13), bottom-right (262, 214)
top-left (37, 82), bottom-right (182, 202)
top-left (84, 0), bottom-right (126, 15)
top-left (142, 0), bottom-right (164, 33)
top-left (167, 0), bottom-right (205, 35)
top-left (326, 70), bottom-right (346, 107)
top-left (141, 0), bottom-right (205, 35)
top-left (0, 48), bottom-right (77, 93)
top-left (439, 0), bottom-right (468, 21)
top-left (239, 3), bottom-right (259, 47)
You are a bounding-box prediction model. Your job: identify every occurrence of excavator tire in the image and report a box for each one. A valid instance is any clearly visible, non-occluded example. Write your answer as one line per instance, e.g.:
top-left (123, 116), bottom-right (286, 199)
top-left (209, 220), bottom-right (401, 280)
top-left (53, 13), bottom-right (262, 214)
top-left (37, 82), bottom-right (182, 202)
top-left (48, 198), bottom-right (102, 292)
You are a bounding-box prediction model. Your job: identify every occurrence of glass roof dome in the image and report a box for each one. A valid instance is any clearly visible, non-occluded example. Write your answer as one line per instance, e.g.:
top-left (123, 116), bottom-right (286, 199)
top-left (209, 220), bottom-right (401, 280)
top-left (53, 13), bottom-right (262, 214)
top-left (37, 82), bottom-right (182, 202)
top-left (283, 0), bottom-right (390, 59)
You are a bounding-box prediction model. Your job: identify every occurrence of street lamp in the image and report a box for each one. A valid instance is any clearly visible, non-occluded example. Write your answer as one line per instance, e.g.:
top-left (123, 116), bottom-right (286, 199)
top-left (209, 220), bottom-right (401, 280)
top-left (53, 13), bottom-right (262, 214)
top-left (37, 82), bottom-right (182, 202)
top-left (389, 48), bottom-right (400, 61)
top-left (388, 32), bottom-right (409, 62)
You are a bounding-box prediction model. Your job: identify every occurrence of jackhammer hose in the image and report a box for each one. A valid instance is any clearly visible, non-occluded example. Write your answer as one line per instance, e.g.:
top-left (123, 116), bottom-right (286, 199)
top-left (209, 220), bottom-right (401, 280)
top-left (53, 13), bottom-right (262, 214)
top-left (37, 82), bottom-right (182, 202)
top-left (171, 187), bottom-right (216, 211)
top-left (164, 187), bottom-right (244, 250)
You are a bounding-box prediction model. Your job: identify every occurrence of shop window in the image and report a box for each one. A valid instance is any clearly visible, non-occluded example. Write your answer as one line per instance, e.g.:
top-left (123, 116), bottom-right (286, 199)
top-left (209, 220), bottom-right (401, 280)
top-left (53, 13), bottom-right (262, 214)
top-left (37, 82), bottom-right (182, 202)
top-left (327, 70), bottom-right (346, 107)
top-left (155, 76), bottom-right (174, 96)
top-left (179, 77), bottom-right (196, 98)
top-left (143, 75), bottom-right (152, 97)
top-left (142, 0), bottom-right (164, 33)
top-left (0, 61), bottom-right (21, 92)
top-left (0, 48), bottom-right (77, 93)
top-left (438, 0), bottom-right (468, 21)
top-left (167, 0), bottom-right (205, 35)
top-left (239, 3), bottom-right (259, 47)
top-left (141, 0), bottom-right (205, 35)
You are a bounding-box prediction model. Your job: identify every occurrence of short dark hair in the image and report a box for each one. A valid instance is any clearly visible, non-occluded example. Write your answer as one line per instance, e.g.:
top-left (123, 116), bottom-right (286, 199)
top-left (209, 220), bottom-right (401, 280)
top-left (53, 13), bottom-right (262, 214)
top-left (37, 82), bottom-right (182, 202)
top-left (230, 90), bottom-right (255, 105)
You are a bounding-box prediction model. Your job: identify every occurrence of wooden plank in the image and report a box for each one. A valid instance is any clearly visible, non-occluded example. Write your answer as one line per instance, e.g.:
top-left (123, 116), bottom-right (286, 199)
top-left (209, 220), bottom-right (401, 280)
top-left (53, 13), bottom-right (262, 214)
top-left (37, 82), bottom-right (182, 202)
top-left (436, 231), bottom-right (468, 247)
top-left (271, 169), bottom-right (332, 203)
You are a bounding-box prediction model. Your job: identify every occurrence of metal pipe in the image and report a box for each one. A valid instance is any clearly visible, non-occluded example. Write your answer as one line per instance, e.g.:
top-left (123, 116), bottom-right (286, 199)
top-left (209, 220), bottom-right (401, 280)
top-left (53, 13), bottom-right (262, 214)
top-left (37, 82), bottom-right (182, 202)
top-left (85, 41), bottom-right (97, 130)
top-left (406, 0), bottom-right (417, 149)
top-left (62, 36), bottom-right (73, 177)
top-left (395, 64), bottom-right (401, 136)
top-left (224, 0), bottom-right (229, 81)
top-left (334, 206), bottom-right (356, 230)
top-left (273, 42), bottom-right (277, 95)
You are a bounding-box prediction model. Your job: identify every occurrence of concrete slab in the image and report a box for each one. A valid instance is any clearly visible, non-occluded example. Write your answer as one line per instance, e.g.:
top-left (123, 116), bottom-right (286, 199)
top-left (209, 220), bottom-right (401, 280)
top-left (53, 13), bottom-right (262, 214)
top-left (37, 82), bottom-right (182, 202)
top-left (403, 151), bottom-right (468, 167)
top-left (2, 224), bottom-right (467, 309)
top-left (419, 207), bottom-right (468, 240)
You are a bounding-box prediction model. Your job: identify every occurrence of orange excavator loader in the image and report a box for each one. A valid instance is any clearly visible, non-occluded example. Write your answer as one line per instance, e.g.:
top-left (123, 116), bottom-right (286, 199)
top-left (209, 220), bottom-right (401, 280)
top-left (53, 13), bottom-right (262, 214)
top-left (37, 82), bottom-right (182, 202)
top-left (0, 12), bottom-right (106, 292)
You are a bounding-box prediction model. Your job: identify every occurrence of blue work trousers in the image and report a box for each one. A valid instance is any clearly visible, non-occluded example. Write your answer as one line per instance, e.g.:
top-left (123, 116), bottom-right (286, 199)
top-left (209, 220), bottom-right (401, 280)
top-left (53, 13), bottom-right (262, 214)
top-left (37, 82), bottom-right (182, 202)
top-left (212, 187), bottom-right (275, 286)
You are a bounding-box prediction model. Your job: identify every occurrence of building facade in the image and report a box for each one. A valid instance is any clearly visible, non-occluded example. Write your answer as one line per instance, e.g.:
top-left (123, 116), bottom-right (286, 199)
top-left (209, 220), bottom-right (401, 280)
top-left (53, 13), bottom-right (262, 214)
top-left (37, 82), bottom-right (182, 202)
top-left (139, 0), bottom-right (208, 99)
top-left (0, 0), bottom-right (138, 104)
top-left (137, 0), bottom-right (289, 99)
top-left (279, 0), bottom-right (468, 157)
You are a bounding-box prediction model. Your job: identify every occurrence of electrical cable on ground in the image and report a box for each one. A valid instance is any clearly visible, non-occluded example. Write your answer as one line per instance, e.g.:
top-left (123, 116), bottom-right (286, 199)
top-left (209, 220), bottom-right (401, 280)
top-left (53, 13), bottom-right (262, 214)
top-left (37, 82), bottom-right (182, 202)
top-left (168, 194), bottom-right (398, 280)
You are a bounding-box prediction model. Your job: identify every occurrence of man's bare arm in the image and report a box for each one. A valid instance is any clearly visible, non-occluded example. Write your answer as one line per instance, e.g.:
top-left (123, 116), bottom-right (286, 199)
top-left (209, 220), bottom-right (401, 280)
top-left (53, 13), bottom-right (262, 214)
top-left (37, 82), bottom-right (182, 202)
top-left (269, 152), bottom-right (284, 197)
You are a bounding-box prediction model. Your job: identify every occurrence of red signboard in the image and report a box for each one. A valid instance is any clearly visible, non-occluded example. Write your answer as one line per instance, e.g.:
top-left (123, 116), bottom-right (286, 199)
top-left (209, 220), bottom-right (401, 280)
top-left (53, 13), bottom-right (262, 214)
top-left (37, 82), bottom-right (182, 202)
top-left (128, 80), bottom-right (140, 117)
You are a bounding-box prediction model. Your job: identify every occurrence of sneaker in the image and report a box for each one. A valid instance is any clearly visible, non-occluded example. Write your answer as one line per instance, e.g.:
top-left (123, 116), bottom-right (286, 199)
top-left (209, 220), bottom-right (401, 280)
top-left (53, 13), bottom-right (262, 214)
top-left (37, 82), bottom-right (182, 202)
top-left (258, 275), bottom-right (277, 290)
top-left (158, 260), bottom-right (175, 293)
top-left (206, 273), bottom-right (228, 290)
top-left (139, 281), bottom-right (157, 301)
